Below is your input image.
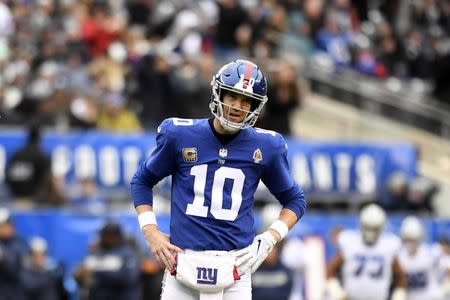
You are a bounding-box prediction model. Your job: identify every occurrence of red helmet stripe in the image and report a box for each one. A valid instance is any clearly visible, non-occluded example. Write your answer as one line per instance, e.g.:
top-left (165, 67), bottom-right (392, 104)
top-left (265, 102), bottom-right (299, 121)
top-left (243, 62), bottom-right (252, 88)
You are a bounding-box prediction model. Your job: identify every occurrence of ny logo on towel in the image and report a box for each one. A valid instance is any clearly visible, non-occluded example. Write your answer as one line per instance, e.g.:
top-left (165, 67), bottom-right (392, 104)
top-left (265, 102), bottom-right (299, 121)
top-left (196, 267), bottom-right (218, 285)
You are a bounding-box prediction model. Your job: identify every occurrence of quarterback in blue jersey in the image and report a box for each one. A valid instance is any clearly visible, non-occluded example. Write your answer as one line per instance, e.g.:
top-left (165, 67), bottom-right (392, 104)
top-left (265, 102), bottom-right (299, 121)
top-left (131, 59), bottom-right (306, 299)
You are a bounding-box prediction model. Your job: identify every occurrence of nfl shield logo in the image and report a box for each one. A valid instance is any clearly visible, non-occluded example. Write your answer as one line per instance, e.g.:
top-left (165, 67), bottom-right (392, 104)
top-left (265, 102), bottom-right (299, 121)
top-left (219, 148), bottom-right (228, 158)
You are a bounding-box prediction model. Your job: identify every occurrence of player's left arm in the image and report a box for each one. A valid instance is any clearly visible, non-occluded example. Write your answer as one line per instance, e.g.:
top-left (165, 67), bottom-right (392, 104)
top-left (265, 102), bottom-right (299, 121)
top-left (390, 256), bottom-right (407, 300)
top-left (233, 205), bottom-right (302, 275)
top-left (233, 134), bottom-right (306, 274)
top-left (268, 208), bottom-right (299, 241)
top-left (263, 134), bottom-right (307, 238)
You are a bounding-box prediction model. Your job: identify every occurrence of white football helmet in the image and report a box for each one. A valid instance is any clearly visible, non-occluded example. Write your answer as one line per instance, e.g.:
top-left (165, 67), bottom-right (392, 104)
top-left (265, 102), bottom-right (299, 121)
top-left (400, 216), bottom-right (424, 254)
top-left (359, 204), bottom-right (386, 245)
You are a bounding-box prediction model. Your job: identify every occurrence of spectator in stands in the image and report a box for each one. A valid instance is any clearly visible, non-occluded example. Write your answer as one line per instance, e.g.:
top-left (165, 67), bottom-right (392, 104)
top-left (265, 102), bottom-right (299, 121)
top-left (89, 42), bottom-right (129, 96)
top-left (74, 221), bottom-right (141, 300)
top-left (69, 177), bottom-right (106, 215)
top-left (131, 53), bottom-right (172, 129)
top-left (316, 8), bottom-right (352, 69)
top-left (0, 207), bottom-right (27, 300)
top-left (252, 242), bottom-right (294, 300)
top-left (127, 0), bottom-right (153, 27)
top-left (69, 95), bottom-right (98, 129)
top-left (375, 21), bottom-right (407, 77)
top-left (81, 2), bottom-right (124, 58)
top-left (258, 63), bottom-right (303, 136)
top-left (96, 91), bottom-right (142, 132)
top-left (403, 29), bottom-right (435, 79)
top-left (21, 236), bottom-right (68, 300)
top-left (5, 123), bottom-right (66, 208)
top-left (433, 52), bottom-right (450, 105)
top-left (281, 5), bottom-right (314, 58)
top-left (405, 177), bottom-right (438, 213)
top-left (379, 172), bottom-right (409, 211)
top-left (214, 0), bottom-right (249, 60)
top-left (302, 0), bottom-right (326, 40)
top-left (169, 58), bottom-right (209, 119)
top-left (381, 173), bottom-right (437, 213)
top-left (354, 36), bottom-right (388, 78)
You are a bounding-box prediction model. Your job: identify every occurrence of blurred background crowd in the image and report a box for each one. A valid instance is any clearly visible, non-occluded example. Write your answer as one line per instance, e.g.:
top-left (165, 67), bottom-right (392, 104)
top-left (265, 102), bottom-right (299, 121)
top-left (0, 0), bottom-right (450, 299)
top-left (0, 0), bottom-right (449, 132)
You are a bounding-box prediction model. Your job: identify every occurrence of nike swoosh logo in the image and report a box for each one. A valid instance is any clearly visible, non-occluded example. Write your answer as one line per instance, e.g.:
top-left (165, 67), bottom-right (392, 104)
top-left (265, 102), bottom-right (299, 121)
top-left (257, 240), bottom-right (261, 252)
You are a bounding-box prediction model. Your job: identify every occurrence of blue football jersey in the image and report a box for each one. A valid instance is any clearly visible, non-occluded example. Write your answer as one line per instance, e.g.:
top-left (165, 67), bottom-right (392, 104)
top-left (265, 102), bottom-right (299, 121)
top-left (142, 118), bottom-right (296, 251)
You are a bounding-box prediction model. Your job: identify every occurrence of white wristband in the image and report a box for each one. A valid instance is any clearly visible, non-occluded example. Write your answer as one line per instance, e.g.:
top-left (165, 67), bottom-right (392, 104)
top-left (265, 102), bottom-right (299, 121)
top-left (138, 211), bottom-right (157, 230)
top-left (269, 220), bottom-right (289, 240)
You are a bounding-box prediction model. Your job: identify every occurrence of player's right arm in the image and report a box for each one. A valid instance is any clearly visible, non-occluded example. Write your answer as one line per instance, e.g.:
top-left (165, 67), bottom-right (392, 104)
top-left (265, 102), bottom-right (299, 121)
top-left (135, 205), bottom-right (182, 271)
top-left (130, 119), bottom-right (182, 270)
top-left (326, 250), bottom-right (347, 300)
top-left (326, 229), bottom-right (347, 300)
top-left (390, 257), bottom-right (407, 300)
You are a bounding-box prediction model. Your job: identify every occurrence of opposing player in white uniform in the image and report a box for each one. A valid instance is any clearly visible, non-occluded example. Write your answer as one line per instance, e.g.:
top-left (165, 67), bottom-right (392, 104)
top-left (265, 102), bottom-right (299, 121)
top-left (438, 243), bottom-right (450, 299)
top-left (130, 60), bottom-right (306, 299)
top-left (398, 216), bottom-right (444, 300)
top-left (326, 204), bottom-right (407, 300)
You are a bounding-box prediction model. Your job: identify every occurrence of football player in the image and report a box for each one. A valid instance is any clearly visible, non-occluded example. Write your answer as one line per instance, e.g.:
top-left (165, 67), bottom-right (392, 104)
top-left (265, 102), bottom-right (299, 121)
top-left (398, 216), bottom-right (443, 300)
top-left (131, 59), bottom-right (306, 299)
top-left (438, 237), bottom-right (450, 299)
top-left (326, 204), bottom-right (407, 300)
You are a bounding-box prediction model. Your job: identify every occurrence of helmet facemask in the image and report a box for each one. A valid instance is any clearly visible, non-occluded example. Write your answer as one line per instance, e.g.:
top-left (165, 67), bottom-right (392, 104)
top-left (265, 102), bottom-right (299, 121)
top-left (359, 204), bottom-right (386, 246)
top-left (361, 225), bottom-right (383, 245)
top-left (210, 81), bottom-right (267, 133)
top-left (400, 216), bottom-right (424, 255)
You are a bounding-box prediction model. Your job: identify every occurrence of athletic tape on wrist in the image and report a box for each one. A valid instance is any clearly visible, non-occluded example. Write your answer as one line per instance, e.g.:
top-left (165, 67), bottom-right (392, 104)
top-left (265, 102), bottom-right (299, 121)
top-left (138, 211), bottom-right (157, 230)
top-left (269, 220), bottom-right (289, 240)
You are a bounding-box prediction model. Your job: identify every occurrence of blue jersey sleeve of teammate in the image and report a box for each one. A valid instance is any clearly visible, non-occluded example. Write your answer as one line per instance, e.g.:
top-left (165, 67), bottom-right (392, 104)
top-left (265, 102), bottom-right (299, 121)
top-left (130, 119), bottom-right (176, 207)
top-left (262, 134), bottom-right (306, 219)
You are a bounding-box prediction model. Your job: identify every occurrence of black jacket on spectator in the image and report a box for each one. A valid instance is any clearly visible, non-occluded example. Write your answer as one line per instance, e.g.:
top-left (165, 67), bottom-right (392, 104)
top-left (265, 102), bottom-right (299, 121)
top-left (0, 236), bottom-right (27, 300)
top-left (259, 83), bottom-right (300, 136)
top-left (87, 244), bottom-right (141, 300)
top-left (21, 258), bottom-right (66, 300)
top-left (215, 1), bottom-right (248, 48)
top-left (5, 143), bottom-right (51, 198)
top-left (252, 258), bottom-right (294, 300)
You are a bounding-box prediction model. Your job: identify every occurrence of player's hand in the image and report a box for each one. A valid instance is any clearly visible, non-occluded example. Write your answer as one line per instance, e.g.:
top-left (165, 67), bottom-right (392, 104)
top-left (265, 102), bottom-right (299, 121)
top-left (232, 231), bottom-right (277, 274)
top-left (326, 278), bottom-right (348, 300)
top-left (142, 225), bottom-right (183, 271)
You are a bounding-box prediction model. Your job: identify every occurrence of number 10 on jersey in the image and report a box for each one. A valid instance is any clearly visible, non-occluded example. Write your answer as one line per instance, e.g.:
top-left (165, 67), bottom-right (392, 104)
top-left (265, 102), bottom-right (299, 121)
top-left (186, 164), bottom-right (245, 221)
